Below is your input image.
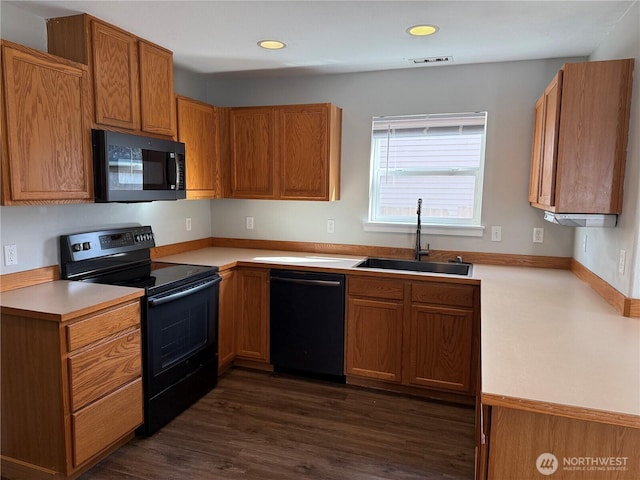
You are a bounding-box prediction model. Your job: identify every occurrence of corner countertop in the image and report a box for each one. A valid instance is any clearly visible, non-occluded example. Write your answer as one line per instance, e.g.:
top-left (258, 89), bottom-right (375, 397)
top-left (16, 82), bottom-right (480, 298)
top-left (158, 247), bottom-right (640, 424)
top-left (474, 265), bottom-right (640, 424)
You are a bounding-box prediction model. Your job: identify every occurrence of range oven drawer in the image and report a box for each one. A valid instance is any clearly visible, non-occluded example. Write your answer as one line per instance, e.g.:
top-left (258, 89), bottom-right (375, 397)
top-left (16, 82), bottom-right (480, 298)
top-left (68, 329), bottom-right (142, 411)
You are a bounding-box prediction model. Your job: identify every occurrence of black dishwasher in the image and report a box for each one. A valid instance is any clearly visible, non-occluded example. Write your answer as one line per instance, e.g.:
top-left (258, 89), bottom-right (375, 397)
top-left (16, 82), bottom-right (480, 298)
top-left (270, 269), bottom-right (346, 382)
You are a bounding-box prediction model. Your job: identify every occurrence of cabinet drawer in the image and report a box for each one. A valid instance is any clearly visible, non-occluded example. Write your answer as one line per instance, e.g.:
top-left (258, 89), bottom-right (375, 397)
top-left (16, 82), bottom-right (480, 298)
top-left (68, 330), bottom-right (142, 411)
top-left (411, 282), bottom-right (474, 308)
top-left (348, 276), bottom-right (404, 300)
top-left (72, 378), bottom-right (143, 467)
top-left (66, 301), bottom-right (140, 351)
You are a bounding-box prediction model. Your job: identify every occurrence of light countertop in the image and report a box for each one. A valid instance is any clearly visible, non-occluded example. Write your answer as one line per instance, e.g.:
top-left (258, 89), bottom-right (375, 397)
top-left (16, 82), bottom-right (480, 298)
top-left (0, 280), bottom-right (143, 322)
top-left (474, 265), bottom-right (640, 423)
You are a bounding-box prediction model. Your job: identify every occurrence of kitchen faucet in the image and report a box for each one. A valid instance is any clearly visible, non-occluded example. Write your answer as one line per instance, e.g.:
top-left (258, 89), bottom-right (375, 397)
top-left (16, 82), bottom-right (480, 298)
top-left (415, 198), bottom-right (430, 260)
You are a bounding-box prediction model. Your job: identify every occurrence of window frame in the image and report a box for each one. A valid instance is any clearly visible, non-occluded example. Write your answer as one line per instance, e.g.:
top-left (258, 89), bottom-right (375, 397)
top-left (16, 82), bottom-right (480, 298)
top-left (367, 112), bottom-right (488, 233)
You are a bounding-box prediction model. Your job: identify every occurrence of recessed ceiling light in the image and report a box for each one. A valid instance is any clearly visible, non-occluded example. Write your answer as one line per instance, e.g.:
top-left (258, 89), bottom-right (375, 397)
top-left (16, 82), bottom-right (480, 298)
top-left (407, 24), bottom-right (439, 36)
top-left (258, 39), bottom-right (286, 50)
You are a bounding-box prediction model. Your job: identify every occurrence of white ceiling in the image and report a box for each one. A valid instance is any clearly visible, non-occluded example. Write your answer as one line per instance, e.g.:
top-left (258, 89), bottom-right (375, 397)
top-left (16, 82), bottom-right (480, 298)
top-left (7, 0), bottom-right (637, 78)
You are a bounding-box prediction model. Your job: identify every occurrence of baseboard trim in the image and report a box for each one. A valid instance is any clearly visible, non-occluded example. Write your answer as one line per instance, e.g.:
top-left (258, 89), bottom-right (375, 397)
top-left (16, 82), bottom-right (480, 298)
top-left (0, 265), bottom-right (59, 292)
top-left (570, 259), bottom-right (639, 318)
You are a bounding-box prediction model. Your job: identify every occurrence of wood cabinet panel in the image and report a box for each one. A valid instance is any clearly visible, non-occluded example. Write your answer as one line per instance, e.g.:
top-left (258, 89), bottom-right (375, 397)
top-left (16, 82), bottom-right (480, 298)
top-left (47, 13), bottom-right (175, 138)
top-left (279, 104), bottom-right (341, 200)
top-left (72, 378), bottom-right (143, 467)
top-left (229, 107), bottom-right (277, 198)
top-left (227, 103), bottom-right (341, 201)
top-left (68, 330), bottom-right (142, 410)
top-left (405, 304), bottom-right (473, 392)
top-left (348, 276), bottom-right (404, 300)
top-left (1, 297), bottom-right (143, 478)
top-left (529, 59), bottom-right (633, 214)
top-left (91, 20), bottom-right (139, 130)
top-left (176, 96), bottom-right (222, 198)
top-left (528, 95), bottom-right (545, 204)
top-left (139, 40), bottom-right (175, 136)
top-left (487, 407), bottom-right (640, 480)
top-left (66, 301), bottom-right (140, 351)
top-left (1, 41), bottom-right (93, 204)
top-left (538, 71), bottom-right (562, 207)
top-left (411, 282), bottom-right (475, 308)
top-left (345, 297), bottom-right (404, 382)
top-left (218, 269), bottom-right (236, 372)
top-left (346, 275), bottom-right (479, 398)
top-left (235, 268), bottom-right (269, 361)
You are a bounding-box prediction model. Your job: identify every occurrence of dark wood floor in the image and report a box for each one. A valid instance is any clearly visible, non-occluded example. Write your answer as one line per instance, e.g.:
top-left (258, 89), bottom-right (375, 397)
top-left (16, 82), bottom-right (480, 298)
top-left (80, 369), bottom-right (475, 480)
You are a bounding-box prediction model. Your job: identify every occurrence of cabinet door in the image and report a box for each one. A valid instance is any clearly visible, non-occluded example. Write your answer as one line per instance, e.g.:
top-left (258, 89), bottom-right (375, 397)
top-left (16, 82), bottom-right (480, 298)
top-left (528, 94), bottom-right (545, 204)
top-left (345, 297), bottom-right (404, 382)
top-left (555, 60), bottom-right (633, 213)
top-left (139, 40), bottom-right (175, 136)
top-left (1, 43), bottom-right (93, 204)
top-left (235, 268), bottom-right (269, 361)
top-left (279, 104), bottom-right (330, 200)
top-left (91, 20), bottom-right (140, 130)
top-left (406, 304), bottom-right (474, 393)
top-left (537, 71), bottom-right (562, 208)
top-left (177, 96), bottom-right (221, 199)
top-left (229, 107), bottom-right (277, 198)
top-left (218, 269), bottom-right (236, 372)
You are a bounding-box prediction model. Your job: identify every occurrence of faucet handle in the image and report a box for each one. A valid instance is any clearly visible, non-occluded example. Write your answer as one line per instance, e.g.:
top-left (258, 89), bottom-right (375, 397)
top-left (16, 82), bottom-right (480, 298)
top-left (417, 198), bottom-right (422, 215)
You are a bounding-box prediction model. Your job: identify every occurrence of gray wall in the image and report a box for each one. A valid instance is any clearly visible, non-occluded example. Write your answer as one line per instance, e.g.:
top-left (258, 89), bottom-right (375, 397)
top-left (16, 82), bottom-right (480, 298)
top-left (204, 59), bottom-right (577, 256)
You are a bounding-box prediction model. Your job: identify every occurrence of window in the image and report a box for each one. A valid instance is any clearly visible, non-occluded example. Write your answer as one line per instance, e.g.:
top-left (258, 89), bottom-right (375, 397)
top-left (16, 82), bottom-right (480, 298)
top-left (368, 112), bottom-right (487, 228)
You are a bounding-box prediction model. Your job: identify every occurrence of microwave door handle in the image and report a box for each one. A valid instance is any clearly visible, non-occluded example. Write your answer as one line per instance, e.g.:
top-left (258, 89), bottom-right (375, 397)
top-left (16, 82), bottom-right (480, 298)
top-left (166, 153), bottom-right (177, 189)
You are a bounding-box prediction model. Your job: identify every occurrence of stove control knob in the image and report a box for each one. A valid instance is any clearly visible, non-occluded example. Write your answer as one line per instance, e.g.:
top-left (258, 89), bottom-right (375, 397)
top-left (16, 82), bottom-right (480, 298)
top-left (72, 243), bottom-right (82, 252)
top-left (135, 235), bottom-right (140, 242)
top-left (82, 242), bottom-right (91, 250)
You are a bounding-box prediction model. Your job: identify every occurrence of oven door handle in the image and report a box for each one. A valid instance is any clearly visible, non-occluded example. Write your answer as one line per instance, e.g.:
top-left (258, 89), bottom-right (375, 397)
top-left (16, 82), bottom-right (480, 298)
top-left (148, 276), bottom-right (221, 307)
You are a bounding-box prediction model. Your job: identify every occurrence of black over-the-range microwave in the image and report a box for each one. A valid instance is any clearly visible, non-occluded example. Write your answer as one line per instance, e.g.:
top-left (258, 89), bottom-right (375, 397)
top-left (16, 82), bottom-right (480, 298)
top-left (92, 129), bottom-right (186, 202)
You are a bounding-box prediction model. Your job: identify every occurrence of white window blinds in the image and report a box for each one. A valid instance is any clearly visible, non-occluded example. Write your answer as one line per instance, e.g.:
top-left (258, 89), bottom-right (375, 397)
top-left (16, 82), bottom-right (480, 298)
top-left (369, 112), bottom-right (487, 226)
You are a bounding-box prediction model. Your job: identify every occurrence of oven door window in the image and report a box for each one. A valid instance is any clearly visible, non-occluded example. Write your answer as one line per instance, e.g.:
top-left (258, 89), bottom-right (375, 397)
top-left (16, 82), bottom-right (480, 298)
top-left (147, 282), bottom-right (217, 398)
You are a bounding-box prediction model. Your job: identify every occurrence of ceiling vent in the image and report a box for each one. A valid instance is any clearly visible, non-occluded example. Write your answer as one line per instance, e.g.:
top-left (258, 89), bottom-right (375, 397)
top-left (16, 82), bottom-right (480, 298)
top-left (409, 56), bottom-right (453, 65)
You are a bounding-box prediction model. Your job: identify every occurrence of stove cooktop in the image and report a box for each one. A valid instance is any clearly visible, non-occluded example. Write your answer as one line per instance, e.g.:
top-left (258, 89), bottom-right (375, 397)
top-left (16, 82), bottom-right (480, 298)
top-left (81, 261), bottom-right (218, 295)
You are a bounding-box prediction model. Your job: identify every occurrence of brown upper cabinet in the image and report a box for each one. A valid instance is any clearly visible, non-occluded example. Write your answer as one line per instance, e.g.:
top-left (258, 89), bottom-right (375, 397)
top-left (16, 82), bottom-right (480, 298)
top-left (1, 40), bottom-right (93, 205)
top-left (47, 14), bottom-right (176, 137)
top-left (176, 95), bottom-right (229, 199)
top-left (529, 59), bottom-right (634, 214)
top-left (228, 103), bottom-right (342, 201)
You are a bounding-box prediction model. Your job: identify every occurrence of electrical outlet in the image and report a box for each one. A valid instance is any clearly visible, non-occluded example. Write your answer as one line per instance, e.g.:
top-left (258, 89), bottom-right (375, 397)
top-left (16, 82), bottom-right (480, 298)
top-left (186, 218), bottom-right (192, 231)
top-left (245, 216), bottom-right (254, 230)
top-left (327, 219), bottom-right (335, 234)
top-left (583, 234), bottom-right (588, 253)
top-left (4, 244), bottom-right (17, 266)
top-left (533, 227), bottom-right (544, 244)
top-left (618, 249), bottom-right (626, 275)
top-left (491, 226), bottom-right (502, 242)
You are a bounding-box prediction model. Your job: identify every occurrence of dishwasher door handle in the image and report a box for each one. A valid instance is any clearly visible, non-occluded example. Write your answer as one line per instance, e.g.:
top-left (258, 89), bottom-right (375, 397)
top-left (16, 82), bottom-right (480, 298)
top-left (270, 277), bottom-right (342, 287)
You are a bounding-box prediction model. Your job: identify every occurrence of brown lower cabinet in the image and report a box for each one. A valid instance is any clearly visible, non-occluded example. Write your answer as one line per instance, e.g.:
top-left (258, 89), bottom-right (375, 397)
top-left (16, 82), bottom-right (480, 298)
top-left (481, 406), bottom-right (640, 480)
top-left (1, 299), bottom-right (143, 479)
top-left (218, 269), bottom-right (236, 373)
top-left (346, 275), bottom-right (480, 400)
top-left (234, 267), bottom-right (270, 363)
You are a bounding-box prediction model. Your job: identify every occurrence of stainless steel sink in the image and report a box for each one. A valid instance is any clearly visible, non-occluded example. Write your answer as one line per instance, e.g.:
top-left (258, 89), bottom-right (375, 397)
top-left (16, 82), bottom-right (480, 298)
top-left (355, 257), bottom-right (472, 276)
